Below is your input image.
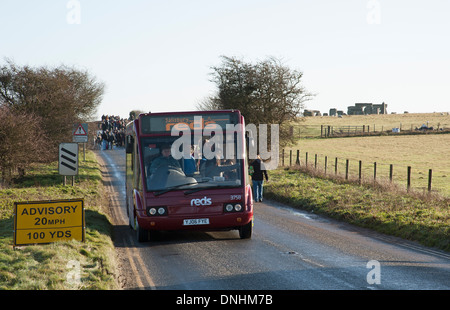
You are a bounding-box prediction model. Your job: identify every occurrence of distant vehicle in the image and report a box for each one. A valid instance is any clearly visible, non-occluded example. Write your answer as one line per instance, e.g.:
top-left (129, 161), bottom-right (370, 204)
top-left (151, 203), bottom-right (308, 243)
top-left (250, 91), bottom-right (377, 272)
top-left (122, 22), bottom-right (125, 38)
top-left (416, 124), bottom-right (434, 131)
top-left (125, 110), bottom-right (253, 242)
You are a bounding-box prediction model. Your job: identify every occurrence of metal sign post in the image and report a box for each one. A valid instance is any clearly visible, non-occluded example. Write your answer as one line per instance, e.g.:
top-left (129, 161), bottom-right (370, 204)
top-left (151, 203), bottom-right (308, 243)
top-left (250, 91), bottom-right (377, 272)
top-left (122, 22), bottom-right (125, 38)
top-left (73, 123), bottom-right (88, 162)
top-left (59, 143), bottom-right (79, 186)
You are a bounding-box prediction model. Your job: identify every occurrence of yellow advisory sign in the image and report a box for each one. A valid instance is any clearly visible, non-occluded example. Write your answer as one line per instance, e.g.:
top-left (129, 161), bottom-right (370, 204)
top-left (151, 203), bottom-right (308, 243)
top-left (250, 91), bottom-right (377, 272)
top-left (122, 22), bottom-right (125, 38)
top-left (14, 199), bottom-right (85, 246)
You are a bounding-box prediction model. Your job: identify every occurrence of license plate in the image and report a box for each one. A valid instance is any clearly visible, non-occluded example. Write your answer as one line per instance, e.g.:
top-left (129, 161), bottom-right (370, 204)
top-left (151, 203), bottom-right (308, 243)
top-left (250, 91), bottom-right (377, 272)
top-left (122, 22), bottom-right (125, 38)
top-left (183, 218), bottom-right (209, 226)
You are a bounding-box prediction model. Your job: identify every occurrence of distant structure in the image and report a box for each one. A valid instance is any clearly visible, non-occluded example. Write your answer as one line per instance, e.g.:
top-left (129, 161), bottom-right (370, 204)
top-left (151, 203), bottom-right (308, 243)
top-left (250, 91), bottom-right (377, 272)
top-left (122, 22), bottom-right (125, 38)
top-left (347, 102), bottom-right (387, 115)
top-left (329, 108), bottom-right (344, 116)
top-left (303, 109), bottom-right (322, 117)
top-left (307, 103), bottom-right (388, 117)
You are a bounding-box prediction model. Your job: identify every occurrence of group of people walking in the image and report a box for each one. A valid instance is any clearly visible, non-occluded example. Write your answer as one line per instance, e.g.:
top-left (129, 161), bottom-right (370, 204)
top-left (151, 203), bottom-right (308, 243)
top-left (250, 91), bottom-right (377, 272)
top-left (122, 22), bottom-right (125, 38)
top-left (95, 115), bottom-right (127, 150)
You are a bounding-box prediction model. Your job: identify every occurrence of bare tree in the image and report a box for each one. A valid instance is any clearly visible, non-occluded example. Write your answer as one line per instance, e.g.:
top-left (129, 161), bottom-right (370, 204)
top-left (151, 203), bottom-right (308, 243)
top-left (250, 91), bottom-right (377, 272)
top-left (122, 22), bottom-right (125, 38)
top-left (198, 56), bottom-right (314, 145)
top-left (0, 59), bottom-right (105, 151)
top-left (0, 106), bottom-right (51, 183)
top-left (129, 109), bottom-right (146, 120)
top-left (0, 59), bottom-right (104, 180)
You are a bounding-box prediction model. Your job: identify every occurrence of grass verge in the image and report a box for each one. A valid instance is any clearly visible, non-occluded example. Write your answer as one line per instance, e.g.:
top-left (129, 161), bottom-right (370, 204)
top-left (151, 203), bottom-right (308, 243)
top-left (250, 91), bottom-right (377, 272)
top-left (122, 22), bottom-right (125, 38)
top-left (0, 150), bottom-right (118, 290)
top-left (284, 134), bottom-right (450, 197)
top-left (265, 167), bottom-right (450, 252)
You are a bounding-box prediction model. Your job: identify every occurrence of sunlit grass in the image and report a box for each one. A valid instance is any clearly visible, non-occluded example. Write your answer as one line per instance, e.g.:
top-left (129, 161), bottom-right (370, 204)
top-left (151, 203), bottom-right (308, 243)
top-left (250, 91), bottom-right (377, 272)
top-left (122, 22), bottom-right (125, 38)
top-left (283, 134), bottom-right (450, 197)
top-left (266, 167), bottom-right (450, 252)
top-left (0, 150), bottom-right (118, 290)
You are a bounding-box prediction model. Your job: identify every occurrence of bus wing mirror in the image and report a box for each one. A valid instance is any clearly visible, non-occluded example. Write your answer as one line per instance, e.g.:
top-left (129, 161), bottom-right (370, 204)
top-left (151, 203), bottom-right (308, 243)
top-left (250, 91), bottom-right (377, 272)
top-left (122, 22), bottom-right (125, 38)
top-left (126, 135), bottom-right (134, 153)
top-left (245, 131), bottom-right (256, 160)
top-left (245, 131), bottom-right (255, 150)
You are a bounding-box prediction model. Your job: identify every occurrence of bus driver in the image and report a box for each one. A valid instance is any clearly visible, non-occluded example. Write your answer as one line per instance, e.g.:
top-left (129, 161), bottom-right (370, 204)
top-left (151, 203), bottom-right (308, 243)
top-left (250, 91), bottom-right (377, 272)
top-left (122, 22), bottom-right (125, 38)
top-left (149, 144), bottom-right (182, 175)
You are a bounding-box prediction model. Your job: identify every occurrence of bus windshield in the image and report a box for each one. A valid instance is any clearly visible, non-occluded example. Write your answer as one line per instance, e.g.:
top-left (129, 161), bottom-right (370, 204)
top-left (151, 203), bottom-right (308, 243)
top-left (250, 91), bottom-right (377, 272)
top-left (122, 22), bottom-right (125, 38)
top-left (141, 136), bottom-right (242, 193)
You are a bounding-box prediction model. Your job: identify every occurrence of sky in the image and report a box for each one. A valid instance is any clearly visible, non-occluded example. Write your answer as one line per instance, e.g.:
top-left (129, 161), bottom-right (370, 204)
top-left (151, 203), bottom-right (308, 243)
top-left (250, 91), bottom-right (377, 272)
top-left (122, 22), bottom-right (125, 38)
top-left (1, 0), bottom-right (449, 120)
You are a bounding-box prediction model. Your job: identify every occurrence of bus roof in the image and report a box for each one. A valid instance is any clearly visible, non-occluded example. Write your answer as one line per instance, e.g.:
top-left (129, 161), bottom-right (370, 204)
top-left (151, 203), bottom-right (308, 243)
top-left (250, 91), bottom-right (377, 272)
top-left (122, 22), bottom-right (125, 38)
top-left (138, 109), bottom-right (241, 117)
top-left (134, 110), bottom-right (243, 135)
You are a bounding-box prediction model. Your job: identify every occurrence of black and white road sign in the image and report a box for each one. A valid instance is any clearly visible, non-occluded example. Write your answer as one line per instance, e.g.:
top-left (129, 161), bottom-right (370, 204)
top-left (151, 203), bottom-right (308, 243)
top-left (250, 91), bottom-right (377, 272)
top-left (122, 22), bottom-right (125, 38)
top-left (59, 143), bottom-right (79, 176)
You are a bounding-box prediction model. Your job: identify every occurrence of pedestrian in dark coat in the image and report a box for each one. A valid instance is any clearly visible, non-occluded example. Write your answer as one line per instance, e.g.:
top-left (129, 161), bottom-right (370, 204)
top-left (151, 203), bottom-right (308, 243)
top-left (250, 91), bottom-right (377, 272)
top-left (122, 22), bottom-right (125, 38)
top-left (250, 155), bottom-right (268, 202)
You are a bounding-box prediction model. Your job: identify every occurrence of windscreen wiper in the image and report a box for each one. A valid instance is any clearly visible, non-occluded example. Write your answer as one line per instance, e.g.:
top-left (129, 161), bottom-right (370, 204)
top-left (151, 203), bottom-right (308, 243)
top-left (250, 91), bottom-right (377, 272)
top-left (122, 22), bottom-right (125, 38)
top-left (184, 185), bottom-right (237, 195)
top-left (153, 182), bottom-right (198, 196)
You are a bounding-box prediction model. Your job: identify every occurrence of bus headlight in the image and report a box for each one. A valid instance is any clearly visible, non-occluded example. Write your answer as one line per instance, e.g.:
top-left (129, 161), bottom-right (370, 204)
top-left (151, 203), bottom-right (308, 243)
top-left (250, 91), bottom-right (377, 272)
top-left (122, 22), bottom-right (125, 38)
top-left (225, 204), bottom-right (234, 212)
top-left (147, 206), bottom-right (168, 216)
top-left (234, 204), bottom-right (242, 212)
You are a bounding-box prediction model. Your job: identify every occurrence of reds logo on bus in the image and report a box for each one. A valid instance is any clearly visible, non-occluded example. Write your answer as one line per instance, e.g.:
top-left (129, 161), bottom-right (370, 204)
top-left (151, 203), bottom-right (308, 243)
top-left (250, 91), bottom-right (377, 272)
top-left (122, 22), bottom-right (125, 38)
top-left (190, 197), bottom-right (212, 207)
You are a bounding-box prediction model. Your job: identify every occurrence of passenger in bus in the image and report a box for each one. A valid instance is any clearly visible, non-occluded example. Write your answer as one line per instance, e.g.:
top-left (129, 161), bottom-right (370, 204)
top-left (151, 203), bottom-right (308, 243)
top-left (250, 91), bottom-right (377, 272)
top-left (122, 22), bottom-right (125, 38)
top-left (198, 139), bottom-right (221, 178)
top-left (149, 144), bottom-right (182, 175)
top-left (195, 139), bottom-right (238, 179)
top-left (203, 155), bottom-right (221, 178)
top-left (183, 145), bottom-right (197, 176)
top-left (223, 159), bottom-right (237, 180)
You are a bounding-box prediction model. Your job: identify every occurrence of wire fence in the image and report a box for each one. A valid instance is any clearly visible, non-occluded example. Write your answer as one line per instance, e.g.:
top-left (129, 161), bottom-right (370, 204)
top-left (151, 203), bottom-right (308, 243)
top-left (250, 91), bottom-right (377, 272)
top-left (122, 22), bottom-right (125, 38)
top-left (292, 123), bottom-right (450, 138)
top-left (280, 149), bottom-right (449, 197)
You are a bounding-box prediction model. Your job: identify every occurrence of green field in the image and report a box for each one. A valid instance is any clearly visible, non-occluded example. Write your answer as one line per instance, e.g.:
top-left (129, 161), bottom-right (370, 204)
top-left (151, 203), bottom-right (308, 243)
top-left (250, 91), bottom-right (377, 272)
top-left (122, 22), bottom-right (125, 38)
top-left (271, 113), bottom-right (449, 251)
top-left (283, 114), bottom-right (450, 197)
top-left (294, 112), bottom-right (450, 137)
top-left (0, 151), bottom-right (118, 290)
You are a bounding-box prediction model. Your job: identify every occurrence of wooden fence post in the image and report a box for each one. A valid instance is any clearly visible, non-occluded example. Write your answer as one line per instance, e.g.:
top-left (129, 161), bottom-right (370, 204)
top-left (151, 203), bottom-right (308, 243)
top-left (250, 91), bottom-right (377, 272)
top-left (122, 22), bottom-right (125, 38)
top-left (428, 169), bottom-right (432, 192)
top-left (335, 157), bottom-right (338, 175)
top-left (289, 150), bottom-right (292, 166)
top-left (282, 149), bottom-right (285, 166)
top-left (315, 154), bottom-right (318, 169)
top-left (359, 160), bottom-right (362, 184)
top-left (296, 150), bottom-right (300, 165)
top-left (407, 166), bottom-right (411, 192)
top-left (345, 159), bottom-right (349, 180)
top-left (389, 164), bottom-right (393, 182)
top-left (324, 156), bottom-right (328, 175)
top-left (373, 162), bottom-right (377, 183)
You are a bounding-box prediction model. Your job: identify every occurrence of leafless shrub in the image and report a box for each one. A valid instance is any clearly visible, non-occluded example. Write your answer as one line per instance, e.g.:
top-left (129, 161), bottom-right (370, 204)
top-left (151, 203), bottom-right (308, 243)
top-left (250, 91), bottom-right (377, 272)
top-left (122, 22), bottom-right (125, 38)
top-left (0, 106), bottom-right (51, 183)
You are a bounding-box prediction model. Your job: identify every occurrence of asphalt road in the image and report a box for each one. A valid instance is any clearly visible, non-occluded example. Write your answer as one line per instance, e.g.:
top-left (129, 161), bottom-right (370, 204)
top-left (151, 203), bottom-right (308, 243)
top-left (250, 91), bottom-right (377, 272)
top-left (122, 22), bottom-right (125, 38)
top-left (96, 147), bottom-right (450, 290)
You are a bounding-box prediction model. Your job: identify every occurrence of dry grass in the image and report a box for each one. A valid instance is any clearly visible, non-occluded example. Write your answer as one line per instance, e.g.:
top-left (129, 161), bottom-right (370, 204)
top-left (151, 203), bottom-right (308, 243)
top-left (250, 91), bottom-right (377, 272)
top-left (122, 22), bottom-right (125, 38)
top-left (283, 134), bottom-right (450, 197)
top-left (0, 151), bottom-right (118, 290)
top-left (293, 112), bottom-right (450, 137)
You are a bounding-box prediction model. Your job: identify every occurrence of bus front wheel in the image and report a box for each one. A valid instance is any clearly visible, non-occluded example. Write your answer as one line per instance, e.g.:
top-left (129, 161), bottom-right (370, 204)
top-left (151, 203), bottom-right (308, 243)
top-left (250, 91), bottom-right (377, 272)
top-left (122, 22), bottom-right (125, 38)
top-left (136, 220), bottom-right (149, 242)
top-left (238, 220), bottom-right (252, 239)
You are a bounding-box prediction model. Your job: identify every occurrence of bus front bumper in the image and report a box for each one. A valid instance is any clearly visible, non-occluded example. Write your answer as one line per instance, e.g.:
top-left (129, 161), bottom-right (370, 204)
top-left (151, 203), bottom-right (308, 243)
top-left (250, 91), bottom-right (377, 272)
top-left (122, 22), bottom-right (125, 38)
top-left (136, 211), bottom-right (253, 231)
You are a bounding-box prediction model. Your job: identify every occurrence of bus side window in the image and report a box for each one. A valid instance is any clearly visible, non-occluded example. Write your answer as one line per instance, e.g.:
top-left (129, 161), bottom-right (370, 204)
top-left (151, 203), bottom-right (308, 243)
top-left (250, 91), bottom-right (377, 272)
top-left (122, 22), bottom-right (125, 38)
top-left (143, 147), bottom-right (161, 177)
top-left (135, 144), bottom-right (145, 192)
top-left (126, 135), bottom-right (134, 154)
top-left (126, 135), bottom-right (134, 172)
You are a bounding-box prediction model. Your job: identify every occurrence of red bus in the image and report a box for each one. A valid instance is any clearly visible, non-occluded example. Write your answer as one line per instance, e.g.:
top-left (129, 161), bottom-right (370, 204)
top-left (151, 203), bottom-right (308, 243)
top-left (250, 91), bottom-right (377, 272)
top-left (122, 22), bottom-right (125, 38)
top-left (125, 110), bottom-right (253, 242)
